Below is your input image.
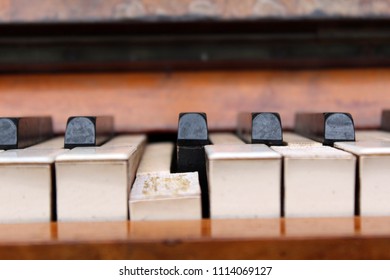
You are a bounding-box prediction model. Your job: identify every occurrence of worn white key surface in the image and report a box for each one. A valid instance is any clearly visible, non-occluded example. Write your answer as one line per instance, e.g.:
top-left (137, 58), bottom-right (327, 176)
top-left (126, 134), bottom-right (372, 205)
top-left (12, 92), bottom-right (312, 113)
top-left (103, 134), bottom-right (146, 174)
top-left (56, 135), bottom-right (145, 222)
top-left (335, 141), bottom-right (390, 216)
top-left (0, 148), bottom-right (66, 223)
top-left (103, 135), bottom-right (146, 148)
top-left (131, 142), bottom-right (201, 221)
top-left (130, 172), bottom-right (201, 220)
top-left (272, 146), bottom-right (355, 218)
top-left (136, 142), bottom-right (173, 176)
top-left (355, 130), bottom-right (390, 141)
top-left (283, 132), bottom-right (322, 147)
top-left (206, 144), bottom-right (281, 219)
top-left (335, 141), bottom-right (390, 155)
top-left (26, 136), bottom-right (65, 150)
top-left (209, 133), bottom-right (244, 145)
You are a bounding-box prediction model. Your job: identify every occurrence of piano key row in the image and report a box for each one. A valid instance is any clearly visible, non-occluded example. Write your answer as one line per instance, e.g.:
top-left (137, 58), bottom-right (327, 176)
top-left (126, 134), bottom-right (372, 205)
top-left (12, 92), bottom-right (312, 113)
top-left (0, 130), bottom-right (388, 224)
top-left (1, 111), bottom-right (390, 223)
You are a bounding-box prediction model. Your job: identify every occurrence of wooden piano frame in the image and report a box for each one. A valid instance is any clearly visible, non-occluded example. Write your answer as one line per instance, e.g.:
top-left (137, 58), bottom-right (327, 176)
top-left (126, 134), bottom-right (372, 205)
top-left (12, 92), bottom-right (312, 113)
top-left (1, 0), bottom-right (390, 259)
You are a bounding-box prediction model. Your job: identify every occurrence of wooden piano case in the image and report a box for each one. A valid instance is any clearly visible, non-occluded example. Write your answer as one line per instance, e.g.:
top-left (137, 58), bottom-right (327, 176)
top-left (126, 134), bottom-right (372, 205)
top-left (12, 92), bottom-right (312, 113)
top-left (1, 0), bottom-right (390, 259)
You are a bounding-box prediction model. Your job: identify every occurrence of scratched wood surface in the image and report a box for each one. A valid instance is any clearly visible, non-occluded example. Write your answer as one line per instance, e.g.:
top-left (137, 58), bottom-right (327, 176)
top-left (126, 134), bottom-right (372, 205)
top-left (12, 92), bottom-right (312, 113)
top-left (0, 217), bottom-right (389, 259)
top-left (1, 0), bottom-right (390, 23)
top-left (0, 68), bottom-right (388, 133)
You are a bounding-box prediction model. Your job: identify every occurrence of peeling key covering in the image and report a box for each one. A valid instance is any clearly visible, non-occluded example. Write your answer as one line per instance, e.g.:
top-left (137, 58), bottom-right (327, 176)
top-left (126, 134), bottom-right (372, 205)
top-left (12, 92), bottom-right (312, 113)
top-left (131, 172), bottom-right (201, 201)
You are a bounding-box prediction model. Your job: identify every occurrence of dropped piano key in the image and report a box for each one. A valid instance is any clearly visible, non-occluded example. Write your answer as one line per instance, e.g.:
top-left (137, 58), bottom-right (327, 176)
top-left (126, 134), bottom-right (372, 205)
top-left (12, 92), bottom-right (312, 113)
top-left (209, 132), bottom-right (244, 145)
top-left (334, 141), bottom-right (390, 216)
top-left (282, 132), bottom-right (322, 147)
top-left (237, 112), bottom-right (283, 146)
top-left (272, 146), bottom-right (356, 218)
top-left (129, 142), bottom-right (202, 220)
top-left (0, 148), bottom-right (67, 223)
top-left (64, 116), bottom-right (114, 149)
top-left (0, 117), bottom-right (53, 150)
top-left (176, 112), bottom-right (210, 218)
top-left (130, 173), bottom-right (201, 221)
top-left (205, 144), bottom-right (281, 219)
top-left (130, 142), bottom-right (201, 220)
top-left (295, 112), bottom-right (355, 145)
top-left (55, 135), bottom-right (145, 222)
top-left (136, 142), bottom-right (173, 176)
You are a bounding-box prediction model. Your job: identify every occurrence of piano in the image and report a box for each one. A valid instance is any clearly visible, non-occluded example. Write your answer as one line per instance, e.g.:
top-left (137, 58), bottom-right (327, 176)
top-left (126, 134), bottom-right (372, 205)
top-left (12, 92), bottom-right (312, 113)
top-left (1, 0), bottom-right (390, 259)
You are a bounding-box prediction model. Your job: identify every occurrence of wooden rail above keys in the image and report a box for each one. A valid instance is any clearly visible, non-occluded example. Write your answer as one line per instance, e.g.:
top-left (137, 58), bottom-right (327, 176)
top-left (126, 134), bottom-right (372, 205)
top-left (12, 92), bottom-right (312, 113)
top-left (0, 217), bottom-right (390, 259)
top-left (1, 69), bottom-right (390, 133)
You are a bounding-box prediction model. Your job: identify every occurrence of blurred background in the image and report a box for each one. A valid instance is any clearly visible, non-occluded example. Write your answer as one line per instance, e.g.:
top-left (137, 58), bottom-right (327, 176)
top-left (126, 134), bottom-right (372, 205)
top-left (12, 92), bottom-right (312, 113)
top-left (0, 0), bottom-right (390, 133)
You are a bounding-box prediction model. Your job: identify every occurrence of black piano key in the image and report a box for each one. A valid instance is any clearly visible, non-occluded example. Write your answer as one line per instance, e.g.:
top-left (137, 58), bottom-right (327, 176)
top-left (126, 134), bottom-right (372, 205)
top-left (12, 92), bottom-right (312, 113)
top-left (175, 112), bottom-right (210, 218)
top-left (0, 116), bottom-right (53, 150)
top-left (381, 110), bottom-right (390, 132)
top-left (64, 116), bottom-right (114, 149)
top-left (237, 112), bottom-right (283, 145)
top-left (177, 113), bottom-right (209, 146)
top-left (295, 112), bottom-right (355, 145)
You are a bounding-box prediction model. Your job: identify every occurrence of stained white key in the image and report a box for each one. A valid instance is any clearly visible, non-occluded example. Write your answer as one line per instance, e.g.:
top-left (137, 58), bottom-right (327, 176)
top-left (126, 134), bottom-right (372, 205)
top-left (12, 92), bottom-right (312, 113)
top-left (272, 146), bottom-right (355, 218)
top-left (56, 135), bottom-right (145, 222)
top-left (283, 132), bottom-right (322, 146)
top-left (0, 148), bottom-right (66, 223)
top-left (209, 133), bottom-right (244, 145)
top-left (335, 141), bottom-right (390, 216)
top-left (130, 142), bottom-right (201, 220)
top-left (205, 144), bottom-right (281, 219)
top-left (130, 172), bottom-right (201, 221)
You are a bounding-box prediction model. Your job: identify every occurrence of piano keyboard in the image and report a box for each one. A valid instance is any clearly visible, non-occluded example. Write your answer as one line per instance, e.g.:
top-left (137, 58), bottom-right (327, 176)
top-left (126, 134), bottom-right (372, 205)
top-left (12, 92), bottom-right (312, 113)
top-left (2, 112), bottom-right (390, 223)
top-left (0, 112), bottom-right (389, 259)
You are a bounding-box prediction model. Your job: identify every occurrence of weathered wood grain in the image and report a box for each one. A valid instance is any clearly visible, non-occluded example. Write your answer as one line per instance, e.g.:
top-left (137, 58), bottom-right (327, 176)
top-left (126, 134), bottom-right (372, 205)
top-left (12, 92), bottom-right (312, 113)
top-left (1, 0), bottom-right (390, 23)
top-left (0, 69), bottom-right (388, 132)
top-left (0, 218), bottom-right (389, 259)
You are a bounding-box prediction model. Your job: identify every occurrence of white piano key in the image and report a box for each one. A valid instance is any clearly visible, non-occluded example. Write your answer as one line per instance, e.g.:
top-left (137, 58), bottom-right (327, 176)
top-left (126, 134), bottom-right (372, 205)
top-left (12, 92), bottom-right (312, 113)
top-left (136, 142), bottom-right (173, 176)
top-left (355, 130), bottom-right (390, 141)
top-left (335, 141), bottom-right (390, 216)
top-left (283, 132), bottom-right (322, 146)
top-left (0, 148), bottom-right (67, 223)
top-left (25, 136), bottom-right (65, 149)
top-left (272, 146), bottom-right (355, 218)
top-left (103, 134), bottom-right (146, 148)
top-left (103, 134), bottom-right (146, 171)
top-left (205, 144), bottom-right (281, 219)
top-left (55, 135), bottom-right (145, 222)
top-left (131, 142), bottom-right (201, 220)
top-left (130, 172), bottom-right (201, 221)
top-left (209, 133), bottom-right (244, 145)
